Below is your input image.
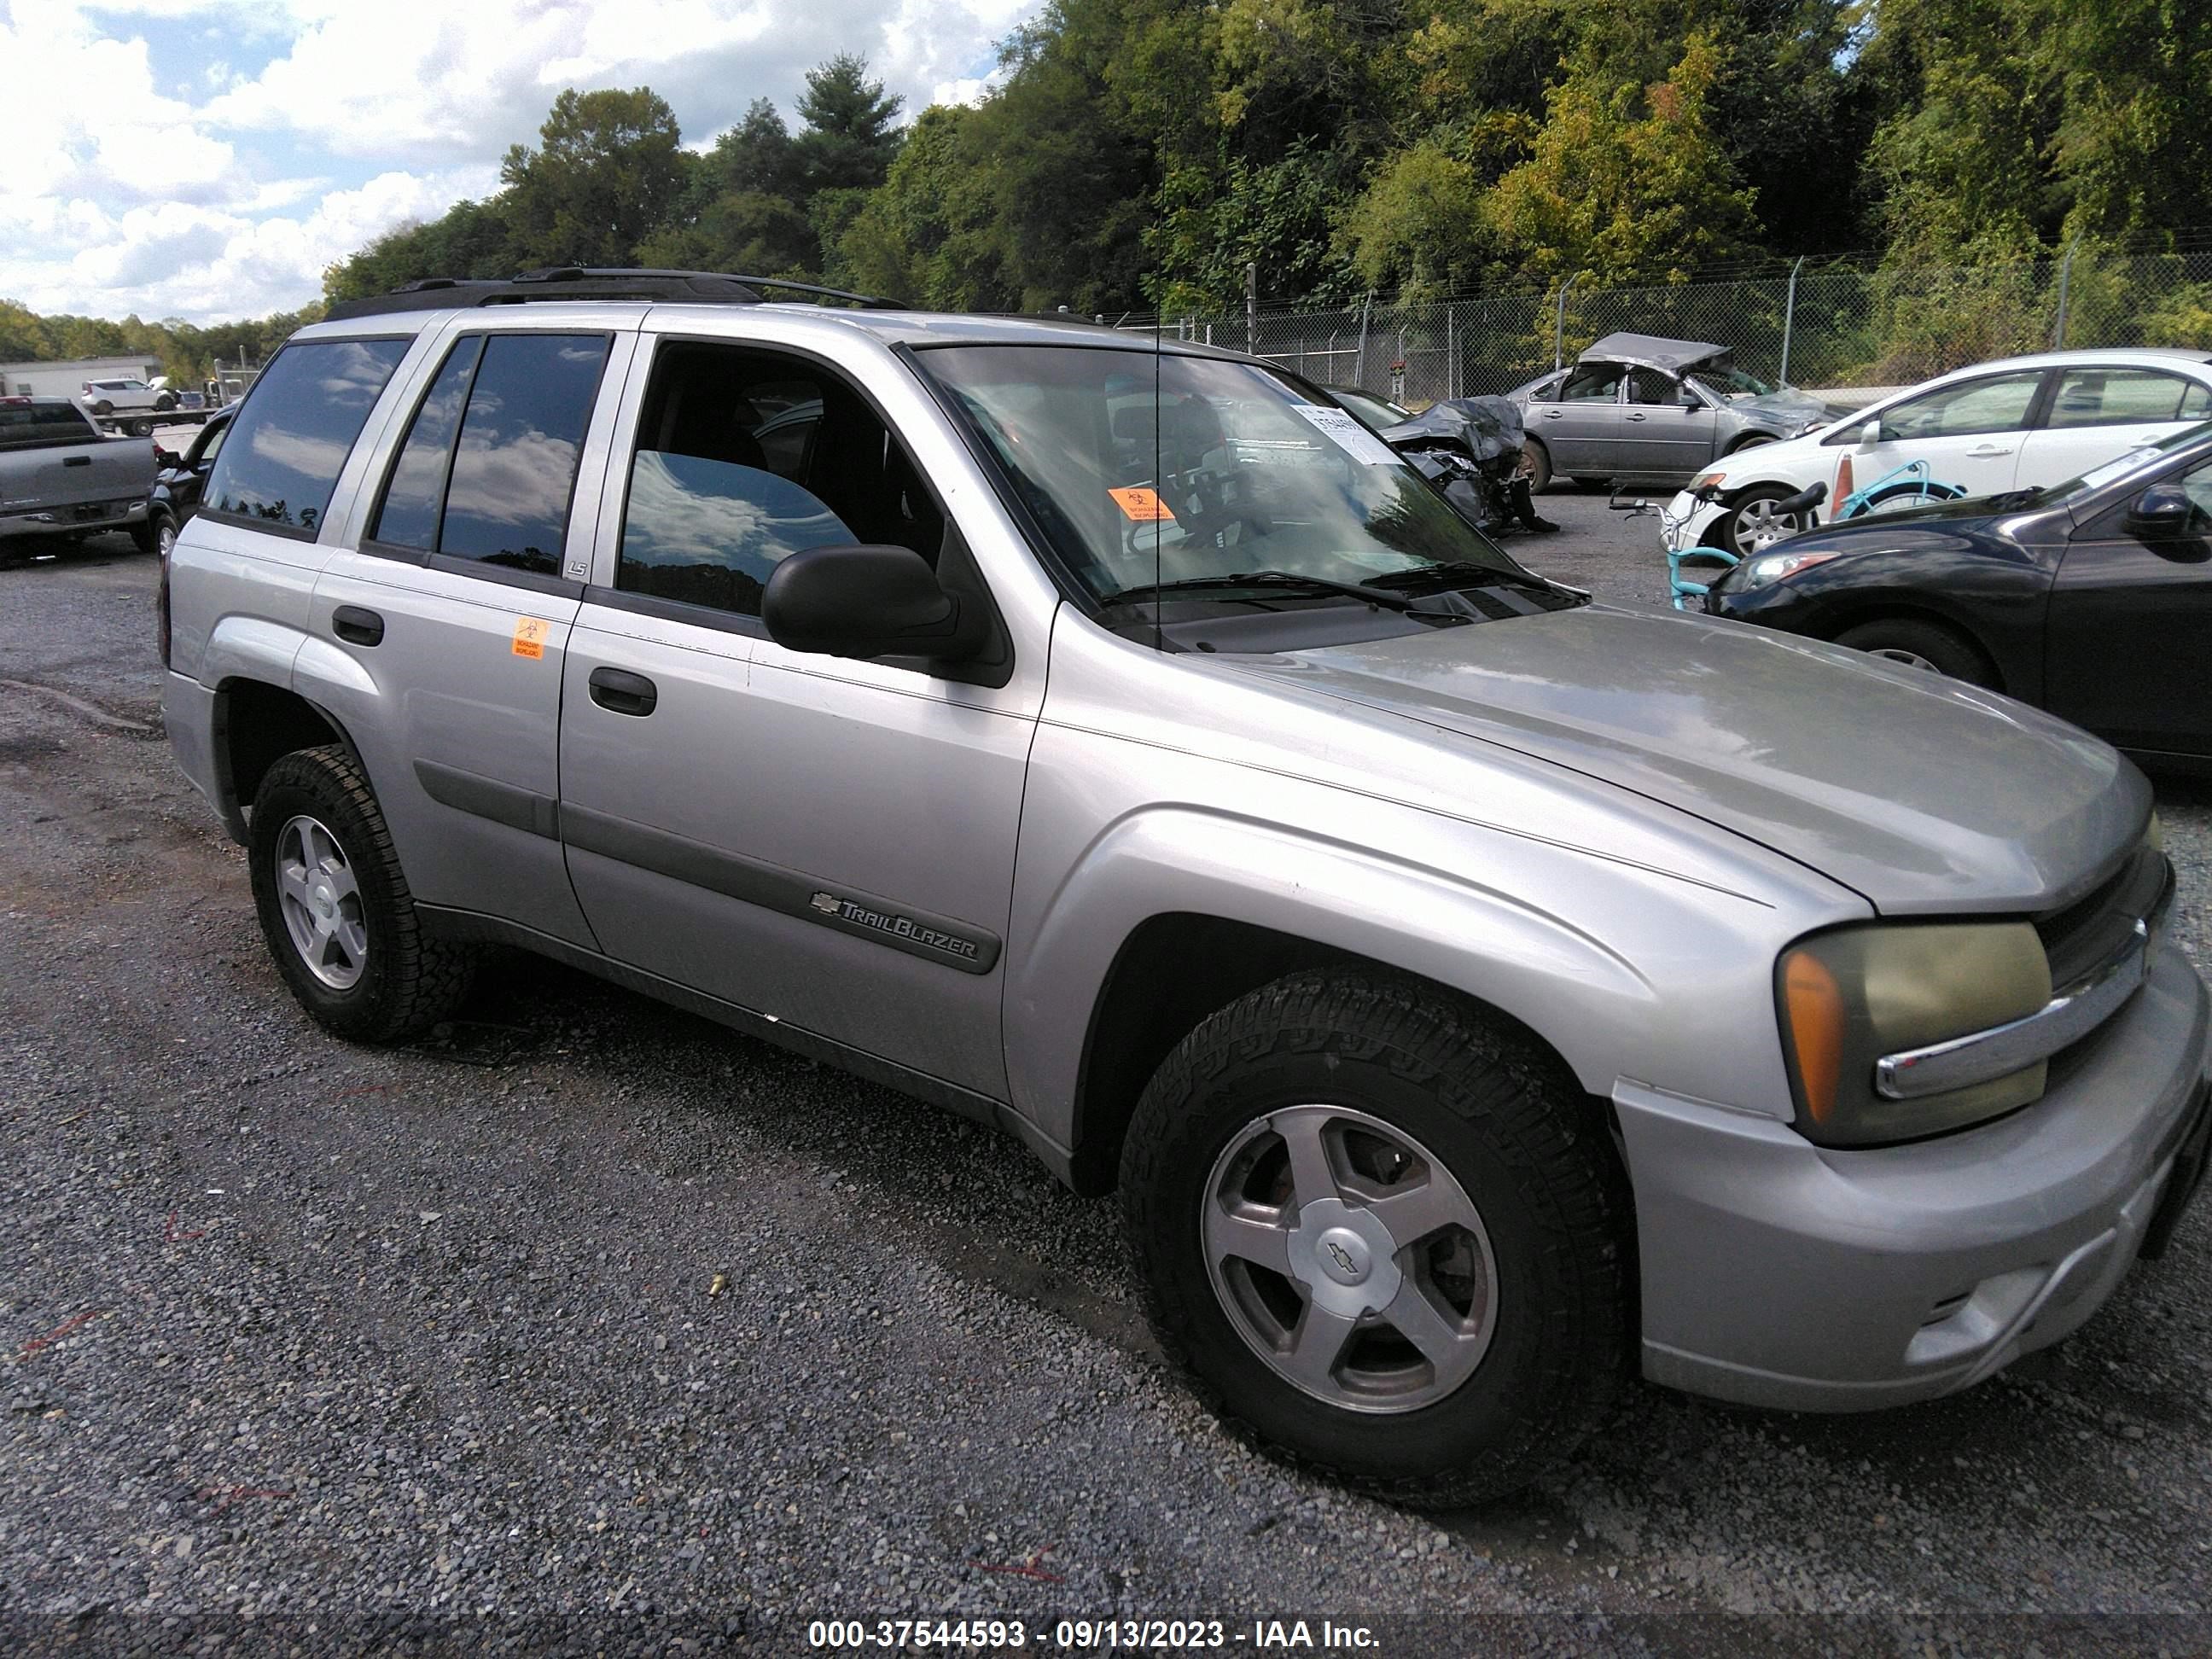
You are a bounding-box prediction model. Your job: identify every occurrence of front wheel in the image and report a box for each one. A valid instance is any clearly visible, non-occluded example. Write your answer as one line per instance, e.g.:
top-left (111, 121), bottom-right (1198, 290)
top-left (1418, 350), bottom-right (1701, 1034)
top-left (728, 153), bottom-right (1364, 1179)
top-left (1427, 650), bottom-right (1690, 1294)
top-left (1121, 970), bottom-right (1631, 1508)
top-left (1519, 438), bottom-right (1551, 493)
top-left (248, 744), bottom-right (477, 1041)
top-left (1833, 618), bottom-right (1995, 687)
top-left (154, 394), bottom-right (176, 412)
top-left (1720, 484), bottom-right (1813, 555)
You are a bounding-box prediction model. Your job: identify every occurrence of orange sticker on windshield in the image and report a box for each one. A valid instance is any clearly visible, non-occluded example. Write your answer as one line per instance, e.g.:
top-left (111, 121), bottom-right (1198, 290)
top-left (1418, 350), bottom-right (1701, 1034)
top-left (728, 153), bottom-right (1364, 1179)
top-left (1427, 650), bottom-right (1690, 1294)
top-left (1109, 486), bottom-right (1174, 522)
top-left (511, 616), bottom-right (550, 660)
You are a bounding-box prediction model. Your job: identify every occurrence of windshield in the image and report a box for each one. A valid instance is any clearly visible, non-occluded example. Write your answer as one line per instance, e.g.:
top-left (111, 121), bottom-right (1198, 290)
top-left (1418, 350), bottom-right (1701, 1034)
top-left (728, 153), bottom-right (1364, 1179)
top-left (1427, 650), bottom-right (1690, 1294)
top-left (917, 345), bottom-right (1529, 610)
top-left (1688, 364), bottom-right (1774, 399)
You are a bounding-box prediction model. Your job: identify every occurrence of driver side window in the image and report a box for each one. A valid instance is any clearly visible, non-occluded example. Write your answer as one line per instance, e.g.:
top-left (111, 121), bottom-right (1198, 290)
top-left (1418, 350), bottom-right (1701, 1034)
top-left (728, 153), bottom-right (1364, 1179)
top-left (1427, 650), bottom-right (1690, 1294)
top-left (614, 342), bottom-right (946, 620)
top-left (1560, 364), bottom-right (1624, 403)
top-left (1627, 369), bottom-right (1680, 406)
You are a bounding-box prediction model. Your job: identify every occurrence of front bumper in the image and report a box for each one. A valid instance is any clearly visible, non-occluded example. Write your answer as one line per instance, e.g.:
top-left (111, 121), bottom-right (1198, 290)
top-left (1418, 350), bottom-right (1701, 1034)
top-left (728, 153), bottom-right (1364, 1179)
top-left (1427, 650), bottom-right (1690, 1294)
top-left (1616, 940), bottom-right (2211, 1412)
top-left (1661, 490), bottom-right (1725, 554)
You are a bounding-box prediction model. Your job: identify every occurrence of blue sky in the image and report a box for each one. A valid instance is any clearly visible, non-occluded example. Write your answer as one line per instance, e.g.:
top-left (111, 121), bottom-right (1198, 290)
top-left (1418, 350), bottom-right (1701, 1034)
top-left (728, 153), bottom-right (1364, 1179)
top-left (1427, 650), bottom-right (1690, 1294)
top-left (2, 0), bottom-right (1031, 325)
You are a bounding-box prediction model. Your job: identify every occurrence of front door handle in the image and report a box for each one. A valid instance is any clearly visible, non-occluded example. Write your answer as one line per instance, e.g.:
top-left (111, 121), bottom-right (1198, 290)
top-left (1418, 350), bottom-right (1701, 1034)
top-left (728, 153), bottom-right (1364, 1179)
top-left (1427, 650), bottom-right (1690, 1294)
top-left (1540, 408), bottom-right (1563, 419)
top-left (332, 605), bottom-right (384, 647)
top-left (589, 666), bottom-right (658, 717)
top-left (1968, 444), bottom-right (2015, 457)
top-left (1625, 412), bottom-right (1647, 422)
top-left (62, 455), bottom-right (91, 468)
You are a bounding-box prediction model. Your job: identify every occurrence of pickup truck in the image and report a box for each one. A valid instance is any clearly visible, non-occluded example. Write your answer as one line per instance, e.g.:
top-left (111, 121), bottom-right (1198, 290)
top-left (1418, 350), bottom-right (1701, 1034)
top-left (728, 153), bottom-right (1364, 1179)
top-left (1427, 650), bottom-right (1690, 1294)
top-left (1, 395), bottom-right (159, 551)
top-left (161, 269), bottom-right (2209, 1508)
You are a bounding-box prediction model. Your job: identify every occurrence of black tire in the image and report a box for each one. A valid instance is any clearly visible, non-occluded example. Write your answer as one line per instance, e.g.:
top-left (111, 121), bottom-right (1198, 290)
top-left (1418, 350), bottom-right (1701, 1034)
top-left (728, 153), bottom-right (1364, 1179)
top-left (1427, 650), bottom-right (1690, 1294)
top-left (92, 399), bottom-right (114, 416)
top-left (154, 393), bottom-right (176, 412)
top-left (129, 516), bottom-right (160, 557)
top-left (247, 744), bottom-right (476, 1042)
top-left (1724, 433), bottom-right (1775, 455)
top-left (1519, 438), bottom-right (1551, 493)
top-left (1833, 617), bottom-right (1996, 687)
top-left (1121, 969), bottom-right (1632, 1509)
top-left (1719, 482), bottom-right (1813, 556)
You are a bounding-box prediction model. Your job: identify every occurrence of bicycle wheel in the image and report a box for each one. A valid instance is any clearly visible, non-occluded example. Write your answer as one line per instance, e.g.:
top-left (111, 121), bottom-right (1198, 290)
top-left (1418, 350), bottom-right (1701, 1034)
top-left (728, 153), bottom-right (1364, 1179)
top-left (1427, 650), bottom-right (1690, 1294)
top-left (1841, 480), bottom-right (1967, 520)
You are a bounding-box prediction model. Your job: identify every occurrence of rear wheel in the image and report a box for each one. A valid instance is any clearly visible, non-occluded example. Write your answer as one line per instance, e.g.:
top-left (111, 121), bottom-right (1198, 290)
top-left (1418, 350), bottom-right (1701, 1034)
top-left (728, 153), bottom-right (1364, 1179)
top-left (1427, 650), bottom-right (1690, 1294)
top-left (248, 745), bottom-right (477, 1041)
top-left (1833, 618), bottom-right (1995, 687)
top-left (1520, 439), bottom-right (1551, 493)
top-left (1121, 969), bottom-right (1631, 1508)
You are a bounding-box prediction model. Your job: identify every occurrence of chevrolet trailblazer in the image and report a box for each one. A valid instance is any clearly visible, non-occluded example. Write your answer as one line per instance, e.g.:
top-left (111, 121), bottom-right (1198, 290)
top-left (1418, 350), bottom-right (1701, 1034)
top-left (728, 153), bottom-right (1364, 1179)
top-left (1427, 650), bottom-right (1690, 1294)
top-left (162, 269), bottom-right (2210, 1505)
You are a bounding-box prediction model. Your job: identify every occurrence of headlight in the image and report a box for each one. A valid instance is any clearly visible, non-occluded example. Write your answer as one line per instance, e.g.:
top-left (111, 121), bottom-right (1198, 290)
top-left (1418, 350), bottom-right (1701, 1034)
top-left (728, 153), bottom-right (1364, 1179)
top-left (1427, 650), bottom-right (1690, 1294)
top-left (1736, 550), bottom-right (1837, 588)
top-left (1777, 923), bottom-right (2052, 1145)
top-left (1691, 470), bottom-right (1727, 491)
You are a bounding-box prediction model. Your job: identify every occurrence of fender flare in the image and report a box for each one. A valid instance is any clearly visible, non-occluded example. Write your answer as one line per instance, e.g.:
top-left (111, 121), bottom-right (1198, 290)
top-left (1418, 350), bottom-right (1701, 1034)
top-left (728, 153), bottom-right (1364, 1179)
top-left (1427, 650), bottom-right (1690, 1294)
top-left (1001, 805), bottom-right (1785, 1161)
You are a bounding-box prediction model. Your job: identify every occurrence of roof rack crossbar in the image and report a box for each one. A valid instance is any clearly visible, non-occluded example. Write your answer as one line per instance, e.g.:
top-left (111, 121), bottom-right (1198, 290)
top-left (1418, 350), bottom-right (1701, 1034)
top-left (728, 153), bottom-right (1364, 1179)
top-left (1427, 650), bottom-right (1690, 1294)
top-left (323, 267), bottom-right (902, 321)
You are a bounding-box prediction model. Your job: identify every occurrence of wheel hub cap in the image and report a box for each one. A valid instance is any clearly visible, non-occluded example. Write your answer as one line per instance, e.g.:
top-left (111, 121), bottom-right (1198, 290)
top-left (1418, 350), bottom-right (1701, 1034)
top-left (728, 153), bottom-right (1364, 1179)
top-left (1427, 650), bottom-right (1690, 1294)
top-left (1291, 1202), bottom-right (1398, 1314)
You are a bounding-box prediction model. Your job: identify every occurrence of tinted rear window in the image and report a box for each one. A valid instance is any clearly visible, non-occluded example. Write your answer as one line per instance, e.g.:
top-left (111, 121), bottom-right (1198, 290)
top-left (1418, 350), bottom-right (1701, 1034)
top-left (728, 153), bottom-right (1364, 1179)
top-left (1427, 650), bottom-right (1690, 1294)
top-left (437, 334), bottom-right (608, 574)
top-left (0, 402), bottom-right (96, 447)
top-left (204, 337), bottom-right (410, 533)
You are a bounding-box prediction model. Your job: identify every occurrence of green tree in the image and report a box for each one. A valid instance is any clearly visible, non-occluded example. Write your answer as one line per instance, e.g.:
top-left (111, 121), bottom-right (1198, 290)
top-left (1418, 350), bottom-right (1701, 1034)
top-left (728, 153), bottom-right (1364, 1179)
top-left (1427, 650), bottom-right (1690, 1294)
top-left (791, 55), bottom-right (905, 200)
top-left (1478, 32), bottom-right (1762, 285)
top-left (501, 86), bottom-right (689, 268)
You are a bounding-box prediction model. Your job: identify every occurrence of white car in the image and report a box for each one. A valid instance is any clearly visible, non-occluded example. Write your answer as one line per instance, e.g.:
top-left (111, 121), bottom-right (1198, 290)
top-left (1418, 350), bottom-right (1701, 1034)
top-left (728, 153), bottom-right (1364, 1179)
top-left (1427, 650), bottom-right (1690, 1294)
top-left (79, 377), bottom-right (174, 417)
top-left (1661, 348), bottom-right (2212, 556)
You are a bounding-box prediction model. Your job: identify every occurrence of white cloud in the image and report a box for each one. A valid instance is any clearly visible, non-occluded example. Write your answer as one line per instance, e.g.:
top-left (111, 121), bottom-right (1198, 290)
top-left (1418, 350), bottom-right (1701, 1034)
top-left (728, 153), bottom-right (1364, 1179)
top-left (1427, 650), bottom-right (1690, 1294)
top-left (1, 0), bottom-right (1039, 325)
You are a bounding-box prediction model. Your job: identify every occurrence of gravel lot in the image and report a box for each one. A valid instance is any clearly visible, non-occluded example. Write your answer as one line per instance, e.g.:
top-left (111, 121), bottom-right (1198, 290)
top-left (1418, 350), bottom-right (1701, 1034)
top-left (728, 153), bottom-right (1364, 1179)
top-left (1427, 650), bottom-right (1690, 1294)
top-left (3, 489), bottom-right (2209, 1654)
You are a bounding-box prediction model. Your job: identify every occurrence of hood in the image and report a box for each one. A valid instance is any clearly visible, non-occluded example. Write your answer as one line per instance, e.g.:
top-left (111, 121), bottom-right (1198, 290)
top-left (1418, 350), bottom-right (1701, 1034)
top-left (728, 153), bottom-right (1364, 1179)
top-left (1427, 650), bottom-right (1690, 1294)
top-left (1580, 332), bottom-right (1726, 373)
top-left (1225, 605), bottom-right (2146, 914)
top-left (1382, 397), bottom-right (1525, 463)
top-left (1732, 387), bottom-right (1850, 429)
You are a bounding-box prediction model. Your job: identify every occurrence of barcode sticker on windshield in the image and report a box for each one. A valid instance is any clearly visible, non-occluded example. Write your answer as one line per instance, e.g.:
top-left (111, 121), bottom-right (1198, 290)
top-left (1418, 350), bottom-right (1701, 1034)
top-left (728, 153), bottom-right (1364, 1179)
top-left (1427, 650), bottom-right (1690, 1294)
top-left (1292, 404), bottom-right (1401, 467)
top-left (1109, 486), bottom-right (1174, 521)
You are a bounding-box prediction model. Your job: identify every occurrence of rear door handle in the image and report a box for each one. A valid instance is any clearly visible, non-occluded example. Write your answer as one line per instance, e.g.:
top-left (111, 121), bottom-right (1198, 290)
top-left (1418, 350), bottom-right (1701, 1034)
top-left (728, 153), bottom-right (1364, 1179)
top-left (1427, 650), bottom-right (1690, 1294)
top-left (62, 456), bottom-right (90, 468)
top-left (332, 605), bottom-right (384, 647)
top-left (588, 666), bottom-right (658, 717)
top-left (1625, 412), bottom-right (1647, 422)
top-left (1540, 409), bottom-right (1563, 420)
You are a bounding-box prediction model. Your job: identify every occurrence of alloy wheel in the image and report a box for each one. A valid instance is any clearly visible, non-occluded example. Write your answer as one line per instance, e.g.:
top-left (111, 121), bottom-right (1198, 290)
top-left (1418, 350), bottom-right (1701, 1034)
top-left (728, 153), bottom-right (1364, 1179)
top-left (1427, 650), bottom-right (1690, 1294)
top-left (1732, 496), bottom-right (1804, 552)
top-left (274, 813), bottom-right (369, 990)
top-left (1202, 1103), bottom-right (1498, 1412)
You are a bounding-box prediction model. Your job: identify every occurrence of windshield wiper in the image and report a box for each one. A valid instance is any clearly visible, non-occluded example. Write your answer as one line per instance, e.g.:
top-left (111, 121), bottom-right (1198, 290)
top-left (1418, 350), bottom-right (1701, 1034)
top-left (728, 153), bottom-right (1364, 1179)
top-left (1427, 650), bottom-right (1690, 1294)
top-left (1102, 570), bottom-right (1470, 620)
top-left (1365, 559), bottom-right (1585, 603)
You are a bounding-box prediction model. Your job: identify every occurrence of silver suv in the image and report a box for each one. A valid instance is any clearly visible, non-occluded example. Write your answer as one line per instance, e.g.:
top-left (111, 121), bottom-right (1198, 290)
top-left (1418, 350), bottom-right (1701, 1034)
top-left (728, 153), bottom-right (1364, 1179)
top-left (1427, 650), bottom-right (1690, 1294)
top-left (162, 271), bottom-right (2211, 1506)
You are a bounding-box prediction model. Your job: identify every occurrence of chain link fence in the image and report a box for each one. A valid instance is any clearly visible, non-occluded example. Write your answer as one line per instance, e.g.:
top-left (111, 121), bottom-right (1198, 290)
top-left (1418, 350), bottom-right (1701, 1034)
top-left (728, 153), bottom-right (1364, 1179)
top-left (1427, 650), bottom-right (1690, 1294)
top-left (1115, 241), bottom-right (2212, 408)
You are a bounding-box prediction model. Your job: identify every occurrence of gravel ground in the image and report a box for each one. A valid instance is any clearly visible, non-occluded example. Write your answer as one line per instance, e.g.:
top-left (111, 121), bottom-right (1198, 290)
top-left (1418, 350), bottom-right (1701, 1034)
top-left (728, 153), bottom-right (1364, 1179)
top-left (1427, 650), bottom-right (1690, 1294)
top-left (3, 499), bottom-right (2209, 1656)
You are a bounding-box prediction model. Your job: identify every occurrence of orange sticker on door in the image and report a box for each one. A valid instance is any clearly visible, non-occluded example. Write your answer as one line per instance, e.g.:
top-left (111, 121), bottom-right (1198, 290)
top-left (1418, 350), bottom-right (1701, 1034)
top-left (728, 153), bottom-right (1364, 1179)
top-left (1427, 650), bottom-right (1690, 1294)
top-left (1108, 486), bottom-right (1174, 522)
top-left (511, 616), bottom-right (550, 660)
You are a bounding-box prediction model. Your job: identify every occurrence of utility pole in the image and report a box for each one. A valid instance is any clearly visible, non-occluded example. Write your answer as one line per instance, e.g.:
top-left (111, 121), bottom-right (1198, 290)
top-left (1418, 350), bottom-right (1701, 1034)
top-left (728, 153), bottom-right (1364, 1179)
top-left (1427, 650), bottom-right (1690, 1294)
top-left (1553, 273), bottom-right (1580, 370)
top-left (1778, 256), bottom-right (1806, 387)
top-left (1245, 262), bottom-right (1258, 355)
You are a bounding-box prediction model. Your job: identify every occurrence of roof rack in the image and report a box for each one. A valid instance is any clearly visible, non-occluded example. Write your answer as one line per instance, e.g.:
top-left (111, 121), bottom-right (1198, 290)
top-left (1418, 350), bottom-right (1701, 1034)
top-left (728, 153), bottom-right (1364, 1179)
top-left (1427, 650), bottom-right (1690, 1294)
top-left (323, 267), bottom-right (901, 322)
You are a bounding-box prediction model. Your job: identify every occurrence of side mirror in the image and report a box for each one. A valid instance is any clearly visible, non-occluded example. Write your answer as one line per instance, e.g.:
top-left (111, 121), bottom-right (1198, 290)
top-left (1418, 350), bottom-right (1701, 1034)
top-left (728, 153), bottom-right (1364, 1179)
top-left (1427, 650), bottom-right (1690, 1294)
top-left (2125, 482), bottom-right (2203, 541)
top-left (762, 543), bottom-right (987, 666)
top-left (1856, 420), bottom-right (1881, 451)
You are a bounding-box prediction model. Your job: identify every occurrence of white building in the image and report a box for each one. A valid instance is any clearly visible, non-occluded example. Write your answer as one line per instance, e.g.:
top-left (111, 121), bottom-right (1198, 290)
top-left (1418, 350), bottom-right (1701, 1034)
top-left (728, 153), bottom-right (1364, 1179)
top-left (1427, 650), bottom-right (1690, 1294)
top-left (1, 354), bottom-right (164, 398)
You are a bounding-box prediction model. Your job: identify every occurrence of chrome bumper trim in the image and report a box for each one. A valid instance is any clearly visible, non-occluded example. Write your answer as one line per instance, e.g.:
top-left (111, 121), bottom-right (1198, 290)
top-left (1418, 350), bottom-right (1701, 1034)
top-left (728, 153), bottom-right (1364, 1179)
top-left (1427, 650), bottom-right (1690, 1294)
top-left (1877, 868), bottom-right (2176, 1102)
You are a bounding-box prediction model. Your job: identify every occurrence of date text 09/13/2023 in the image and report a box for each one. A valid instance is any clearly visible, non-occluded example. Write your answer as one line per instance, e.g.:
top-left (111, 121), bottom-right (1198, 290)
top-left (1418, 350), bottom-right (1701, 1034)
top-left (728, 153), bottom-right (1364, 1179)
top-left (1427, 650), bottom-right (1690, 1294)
top-left (806, 1618), bottom-right (1381, 1650)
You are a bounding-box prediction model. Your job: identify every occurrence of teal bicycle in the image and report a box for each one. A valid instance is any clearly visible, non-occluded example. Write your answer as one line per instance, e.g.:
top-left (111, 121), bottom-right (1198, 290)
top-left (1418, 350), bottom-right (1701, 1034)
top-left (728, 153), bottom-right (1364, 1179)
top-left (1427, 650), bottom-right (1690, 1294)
top-left (1619, 459), bottom-right (1970, 610)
